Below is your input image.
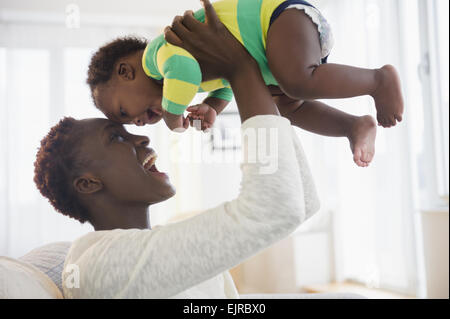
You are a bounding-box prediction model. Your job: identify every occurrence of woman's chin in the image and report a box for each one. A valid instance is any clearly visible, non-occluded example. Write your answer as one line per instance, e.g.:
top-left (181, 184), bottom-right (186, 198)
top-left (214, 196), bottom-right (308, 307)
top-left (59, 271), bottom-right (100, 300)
top-left (146, 177), bottom-right (176, 203)
top-left (148, 187), bottom-right (175, 205)
top-left (165, 185), bottom-right (176, 199)
top-left (140, 165), bottom-right (175, 203)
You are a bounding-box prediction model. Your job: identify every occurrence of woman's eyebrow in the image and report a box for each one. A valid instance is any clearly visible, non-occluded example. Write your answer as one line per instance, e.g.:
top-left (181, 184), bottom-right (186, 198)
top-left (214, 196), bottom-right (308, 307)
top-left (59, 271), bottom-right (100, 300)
top-left (117, 107), bottom-right (134, 124)
top-left (102, 108), bottom-right (121, 123)
top-left (114, 109), bottom-right (125, 123)
top-left (102, 122), bottom-right (120, 136)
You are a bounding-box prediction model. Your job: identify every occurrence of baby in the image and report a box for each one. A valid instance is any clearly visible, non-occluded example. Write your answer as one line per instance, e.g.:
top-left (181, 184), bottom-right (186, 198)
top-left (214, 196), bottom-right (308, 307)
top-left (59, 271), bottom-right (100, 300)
top-left (87, 0), bottom-right (403, 167)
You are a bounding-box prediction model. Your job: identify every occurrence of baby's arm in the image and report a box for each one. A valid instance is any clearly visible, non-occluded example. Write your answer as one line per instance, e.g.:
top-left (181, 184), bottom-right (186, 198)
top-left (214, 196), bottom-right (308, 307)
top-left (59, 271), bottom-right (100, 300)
top-left (162, 110), bottom-right (190, 131)
top-left (158, 44), bottom-right (202, 131)
top-left (188, 86), bottom-right (233, 130)
top-left (188, 97), bottom-right (229, 131)
top-left (204, 96), bottom-right (229, 115)
top-left (206, 83), bottom-right (233, 113)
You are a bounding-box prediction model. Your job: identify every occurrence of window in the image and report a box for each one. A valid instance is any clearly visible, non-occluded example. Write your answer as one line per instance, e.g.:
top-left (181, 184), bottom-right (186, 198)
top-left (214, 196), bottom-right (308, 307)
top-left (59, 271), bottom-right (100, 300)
top-left (0, 22), bottom-right (165, 257)
top-left (3, 49), bottom-right (55, 254)
top-left (0, 47), bottom-right (7, 254)
top-left (434, 0), bottom-right (449, 199)
top-left (303, 0), bottom-right (435, 296)
top-left (418, 0), bottom-right (449, 204)
top-left (64, 48), bottom-right (104, 119)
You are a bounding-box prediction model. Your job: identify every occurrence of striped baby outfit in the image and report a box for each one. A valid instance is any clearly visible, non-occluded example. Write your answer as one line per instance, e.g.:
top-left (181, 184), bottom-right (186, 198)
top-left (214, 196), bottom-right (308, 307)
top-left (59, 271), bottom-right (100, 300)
top-left (142, 0), bottom-right (331, 115)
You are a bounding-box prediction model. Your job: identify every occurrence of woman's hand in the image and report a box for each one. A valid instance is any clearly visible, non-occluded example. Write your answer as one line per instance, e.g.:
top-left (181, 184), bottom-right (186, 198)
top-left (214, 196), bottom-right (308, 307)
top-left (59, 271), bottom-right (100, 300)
top-left (164, 0), bottom-right (255, 81)
top-left (165, 0), bottom-right (279, 123)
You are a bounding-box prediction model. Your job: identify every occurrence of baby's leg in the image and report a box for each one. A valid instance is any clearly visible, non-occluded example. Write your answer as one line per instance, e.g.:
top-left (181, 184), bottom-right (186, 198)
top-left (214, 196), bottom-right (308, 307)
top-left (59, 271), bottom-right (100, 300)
top-left (266, 9), bottom-right (404, 128)
top-left (272, 90), bottom-right (377, 167)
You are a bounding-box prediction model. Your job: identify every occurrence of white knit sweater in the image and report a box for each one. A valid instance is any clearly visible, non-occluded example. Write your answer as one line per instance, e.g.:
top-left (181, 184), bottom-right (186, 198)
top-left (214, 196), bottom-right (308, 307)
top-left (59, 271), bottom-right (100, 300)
top-left (62, 115), bottom-right (320, 299)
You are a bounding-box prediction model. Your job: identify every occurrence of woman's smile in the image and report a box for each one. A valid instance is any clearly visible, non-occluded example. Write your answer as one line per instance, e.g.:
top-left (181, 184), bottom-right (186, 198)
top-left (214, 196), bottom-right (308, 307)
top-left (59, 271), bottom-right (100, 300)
top-left (140, 150), bottom-right (169, 180)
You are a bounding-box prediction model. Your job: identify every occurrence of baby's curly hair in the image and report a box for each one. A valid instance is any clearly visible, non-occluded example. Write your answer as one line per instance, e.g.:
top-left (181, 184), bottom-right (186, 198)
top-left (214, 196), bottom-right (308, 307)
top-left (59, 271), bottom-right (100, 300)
top-left (34, 117), bottom-right (90, 223)
top-left (86, 36), bottom-right (148, 95)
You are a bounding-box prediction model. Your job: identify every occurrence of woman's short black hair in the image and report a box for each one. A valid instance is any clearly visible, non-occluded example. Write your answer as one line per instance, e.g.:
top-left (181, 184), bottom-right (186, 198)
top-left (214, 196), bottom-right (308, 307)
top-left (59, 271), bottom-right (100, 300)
top-left (34, 117), bottom-right (90, 223)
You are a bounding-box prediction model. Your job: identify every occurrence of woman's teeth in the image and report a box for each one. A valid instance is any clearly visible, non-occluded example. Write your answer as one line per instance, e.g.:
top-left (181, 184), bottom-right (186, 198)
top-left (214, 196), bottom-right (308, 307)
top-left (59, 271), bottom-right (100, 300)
top-left (143, 153), bottom-right (157, 171)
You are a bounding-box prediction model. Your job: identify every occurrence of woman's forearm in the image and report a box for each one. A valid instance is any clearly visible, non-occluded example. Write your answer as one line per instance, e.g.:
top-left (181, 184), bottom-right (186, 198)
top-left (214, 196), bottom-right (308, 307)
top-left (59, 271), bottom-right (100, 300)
top-left (228, 61), bottom-right (280, 123)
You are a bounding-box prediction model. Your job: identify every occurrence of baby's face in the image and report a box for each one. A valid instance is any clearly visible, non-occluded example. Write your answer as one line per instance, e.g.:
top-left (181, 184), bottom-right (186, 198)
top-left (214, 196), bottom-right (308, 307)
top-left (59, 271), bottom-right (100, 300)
top-left (94, 77), bottom-right (164, 126)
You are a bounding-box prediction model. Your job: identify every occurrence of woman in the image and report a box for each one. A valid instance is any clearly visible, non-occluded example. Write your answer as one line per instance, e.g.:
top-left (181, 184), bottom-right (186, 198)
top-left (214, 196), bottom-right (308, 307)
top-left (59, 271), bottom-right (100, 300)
top-left (34, 0), bottom-right (319, 298)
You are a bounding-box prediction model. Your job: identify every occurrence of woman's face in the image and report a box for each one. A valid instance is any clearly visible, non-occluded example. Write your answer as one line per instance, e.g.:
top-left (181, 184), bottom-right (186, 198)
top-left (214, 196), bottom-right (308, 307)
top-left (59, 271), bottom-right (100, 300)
top-left (76, 118), bottom-right (175, 205)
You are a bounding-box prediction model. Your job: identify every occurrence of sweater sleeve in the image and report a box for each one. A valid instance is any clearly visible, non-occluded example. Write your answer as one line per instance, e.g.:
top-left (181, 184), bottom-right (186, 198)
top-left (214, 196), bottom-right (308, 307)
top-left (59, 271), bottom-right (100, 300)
top-left (63, 115), bottom-right (320, 299)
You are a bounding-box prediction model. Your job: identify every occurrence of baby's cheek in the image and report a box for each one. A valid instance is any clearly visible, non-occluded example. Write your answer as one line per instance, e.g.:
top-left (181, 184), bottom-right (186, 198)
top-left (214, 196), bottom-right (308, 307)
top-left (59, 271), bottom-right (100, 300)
top-left (150, 115), bottom-right (163, 125)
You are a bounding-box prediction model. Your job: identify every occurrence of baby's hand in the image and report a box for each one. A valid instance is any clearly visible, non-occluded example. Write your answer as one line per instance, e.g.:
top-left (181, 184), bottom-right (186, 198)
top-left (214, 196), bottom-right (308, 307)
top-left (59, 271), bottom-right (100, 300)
top-left (187, 103), bottom-right (217, 131)
top-left (163, 110), bottom-right (190, 132)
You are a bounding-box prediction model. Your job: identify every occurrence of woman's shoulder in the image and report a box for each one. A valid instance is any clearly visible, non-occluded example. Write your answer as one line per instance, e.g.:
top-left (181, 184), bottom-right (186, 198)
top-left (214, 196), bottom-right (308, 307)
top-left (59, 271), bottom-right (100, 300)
top-left (64, 229), bottom-right (147, 264)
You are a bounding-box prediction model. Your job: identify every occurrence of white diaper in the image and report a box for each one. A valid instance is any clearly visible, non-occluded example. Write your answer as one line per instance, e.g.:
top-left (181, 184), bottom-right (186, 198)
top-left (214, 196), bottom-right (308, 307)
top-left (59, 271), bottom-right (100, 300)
top-left (285, 4), bottom-right (335, 62)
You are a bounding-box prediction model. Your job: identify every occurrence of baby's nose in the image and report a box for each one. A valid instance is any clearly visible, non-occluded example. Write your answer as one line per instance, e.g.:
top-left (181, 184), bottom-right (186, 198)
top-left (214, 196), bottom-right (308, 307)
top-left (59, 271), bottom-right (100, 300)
top-left (133, 116), bottom-right (145, 126)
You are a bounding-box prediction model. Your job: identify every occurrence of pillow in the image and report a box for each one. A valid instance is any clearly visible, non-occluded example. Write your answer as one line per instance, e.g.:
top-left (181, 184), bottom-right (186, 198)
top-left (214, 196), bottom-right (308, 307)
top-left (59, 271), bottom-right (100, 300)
top-left (0, 257), bottom-right (63, 299)
top-left (19, 242), bottom-right (71, 293)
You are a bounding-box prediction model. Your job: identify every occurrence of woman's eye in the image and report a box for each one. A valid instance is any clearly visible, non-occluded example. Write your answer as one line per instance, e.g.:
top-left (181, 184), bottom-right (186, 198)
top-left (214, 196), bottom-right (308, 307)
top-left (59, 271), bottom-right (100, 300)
top-left (110, 133), bottom-right (125, 142)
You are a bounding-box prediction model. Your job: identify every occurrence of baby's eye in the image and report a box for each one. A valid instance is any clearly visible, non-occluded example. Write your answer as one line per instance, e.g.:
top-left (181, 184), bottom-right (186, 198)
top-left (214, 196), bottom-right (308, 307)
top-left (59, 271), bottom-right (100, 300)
top-left (119, 107), bottom-right (127, 118)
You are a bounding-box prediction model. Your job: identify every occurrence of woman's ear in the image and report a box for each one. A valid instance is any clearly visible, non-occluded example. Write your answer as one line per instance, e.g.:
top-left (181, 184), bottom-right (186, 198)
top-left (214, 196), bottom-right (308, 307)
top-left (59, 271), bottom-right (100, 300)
top-left (73, 174), bottom-right (103, 194)
top-left (118, 62), bottom-right (135, 81)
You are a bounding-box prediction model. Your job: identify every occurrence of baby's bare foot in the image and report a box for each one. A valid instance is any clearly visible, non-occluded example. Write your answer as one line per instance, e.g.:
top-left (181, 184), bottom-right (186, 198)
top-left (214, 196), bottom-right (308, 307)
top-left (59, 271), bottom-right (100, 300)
top-left (348, 115), bottom-right (377, 167)
top-left (371, 65), bottom-right (404, 128)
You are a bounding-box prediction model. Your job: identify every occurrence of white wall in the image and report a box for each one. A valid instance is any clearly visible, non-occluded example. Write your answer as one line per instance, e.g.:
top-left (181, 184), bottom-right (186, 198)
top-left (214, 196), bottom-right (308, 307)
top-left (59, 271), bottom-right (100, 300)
top-left (0, 0), bottom-right (204, 28)
top-left (0, 0), bottom-right (201, 16)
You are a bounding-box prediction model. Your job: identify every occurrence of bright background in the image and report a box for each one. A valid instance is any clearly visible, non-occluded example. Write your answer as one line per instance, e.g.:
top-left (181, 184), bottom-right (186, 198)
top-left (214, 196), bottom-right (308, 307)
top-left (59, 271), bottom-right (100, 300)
top-left (0, 0), bottom-right (448, 298)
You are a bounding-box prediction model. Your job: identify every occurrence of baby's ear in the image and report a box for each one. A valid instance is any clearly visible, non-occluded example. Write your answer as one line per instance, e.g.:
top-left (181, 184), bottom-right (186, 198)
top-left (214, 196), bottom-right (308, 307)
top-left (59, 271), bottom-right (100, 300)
top-left (118, 62), bottom-right (135, 81)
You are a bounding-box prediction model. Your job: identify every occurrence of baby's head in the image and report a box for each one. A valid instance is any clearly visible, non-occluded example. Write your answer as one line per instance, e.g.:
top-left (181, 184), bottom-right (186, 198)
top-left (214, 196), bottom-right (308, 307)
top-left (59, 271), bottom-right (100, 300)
top-left (87, 36), bottom-right (164, 126)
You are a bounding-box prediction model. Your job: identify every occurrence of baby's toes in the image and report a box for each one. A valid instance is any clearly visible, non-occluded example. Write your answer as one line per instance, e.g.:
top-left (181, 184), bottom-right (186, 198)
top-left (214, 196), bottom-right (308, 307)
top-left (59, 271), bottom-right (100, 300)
top-left (380, 117), bottom-right (391, 128)
top-left (357, 159), bottom-right (367, 167)
top-left (353, 149), bottom-right (364, 167)
top-left (388, 115), bottom-right (397, 127)
top-left (354, 157), bottom-right (363, 167)
top-left (377, 114), bottom-right (385, 127)
top-left (362, 151), bottom-right (374, 164)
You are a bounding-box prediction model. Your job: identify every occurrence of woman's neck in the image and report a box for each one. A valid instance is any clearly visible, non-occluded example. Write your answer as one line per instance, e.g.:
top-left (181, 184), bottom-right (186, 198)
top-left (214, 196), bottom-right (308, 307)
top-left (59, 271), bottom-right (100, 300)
top-left (87, 199), bottom-right (151, 231)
